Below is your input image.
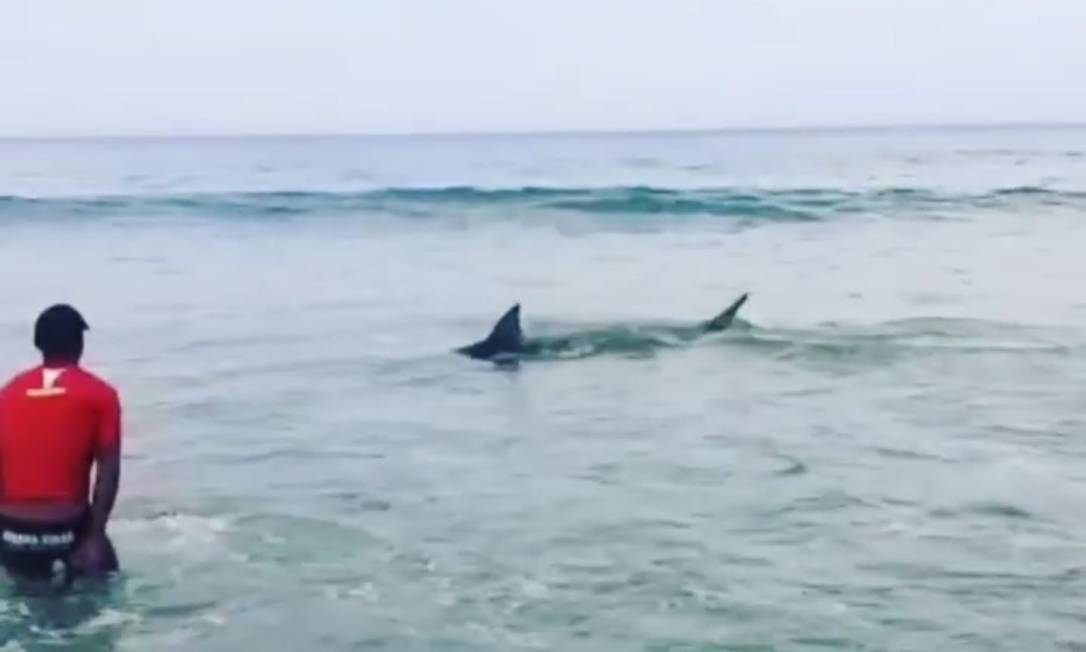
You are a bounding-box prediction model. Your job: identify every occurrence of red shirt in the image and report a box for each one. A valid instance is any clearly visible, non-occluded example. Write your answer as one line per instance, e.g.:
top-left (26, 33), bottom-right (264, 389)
top-left (0, 365), bottom-right (121, 505)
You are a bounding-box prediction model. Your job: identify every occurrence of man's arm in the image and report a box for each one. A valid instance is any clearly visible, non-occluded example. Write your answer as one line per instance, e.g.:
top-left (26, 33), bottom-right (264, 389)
top-left (87, 447), bottom-right (120, 535)
top-left (0, 388), bottom-right (5, 501)
top-left (88, 387), bottom-right (122, 535)
top-left (0, 383), bottom-right (11, 502)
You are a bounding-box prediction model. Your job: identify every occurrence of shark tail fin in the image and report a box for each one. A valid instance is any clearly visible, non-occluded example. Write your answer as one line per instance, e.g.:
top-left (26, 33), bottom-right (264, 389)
top-left (704, 293), bottom-right (749, 331)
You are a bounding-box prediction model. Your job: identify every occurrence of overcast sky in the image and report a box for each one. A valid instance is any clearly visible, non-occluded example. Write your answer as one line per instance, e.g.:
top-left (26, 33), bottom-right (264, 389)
top-left (2, 0), bottom-right (1084, 137)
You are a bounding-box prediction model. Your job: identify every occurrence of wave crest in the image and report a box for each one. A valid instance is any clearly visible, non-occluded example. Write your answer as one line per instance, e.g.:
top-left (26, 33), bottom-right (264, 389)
top-left (3, 185), bottom-right (1084, 221)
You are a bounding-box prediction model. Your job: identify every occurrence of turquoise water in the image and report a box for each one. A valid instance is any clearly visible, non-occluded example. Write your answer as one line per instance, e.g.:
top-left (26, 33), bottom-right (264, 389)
top-left (1, 127), bottom-right (1086, 650)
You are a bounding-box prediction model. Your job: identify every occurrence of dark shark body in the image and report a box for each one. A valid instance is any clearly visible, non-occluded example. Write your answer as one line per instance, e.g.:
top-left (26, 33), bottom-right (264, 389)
top-left (456, 293), bottom-right (749, 362)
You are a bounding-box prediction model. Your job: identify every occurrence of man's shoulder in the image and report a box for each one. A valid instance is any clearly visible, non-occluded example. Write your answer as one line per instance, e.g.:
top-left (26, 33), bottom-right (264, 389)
top-left (1, 366), bottom-right (42, 391)
top-left (69, 367), bottom-right (120, 399)
top-left (0, 366), bottom-right (118, 403)
top-left (0, 367), bottom-right (42, 404)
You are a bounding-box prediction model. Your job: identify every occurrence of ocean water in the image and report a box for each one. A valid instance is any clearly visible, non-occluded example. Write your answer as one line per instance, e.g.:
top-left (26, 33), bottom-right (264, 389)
top-left (1, 127), bottom-right (1085, 651)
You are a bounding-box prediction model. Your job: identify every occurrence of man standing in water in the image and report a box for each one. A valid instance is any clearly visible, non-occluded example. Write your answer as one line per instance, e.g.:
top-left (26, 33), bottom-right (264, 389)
top-left (0, 305), bottom-right (120, 583)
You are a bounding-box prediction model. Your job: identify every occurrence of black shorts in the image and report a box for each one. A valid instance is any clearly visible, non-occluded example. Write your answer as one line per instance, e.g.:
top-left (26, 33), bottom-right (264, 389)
top-left (0, 512), bottom-right (86, 580)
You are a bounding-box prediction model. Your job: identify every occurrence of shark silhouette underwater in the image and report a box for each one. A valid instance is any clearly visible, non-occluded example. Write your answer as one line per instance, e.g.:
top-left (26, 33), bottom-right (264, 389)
top-left (456, 293), bottom-right (750, 362)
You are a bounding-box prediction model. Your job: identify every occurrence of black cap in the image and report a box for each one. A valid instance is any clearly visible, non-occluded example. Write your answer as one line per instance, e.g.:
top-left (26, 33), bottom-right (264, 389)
top-left (33, 304), bottom-right (89, 356)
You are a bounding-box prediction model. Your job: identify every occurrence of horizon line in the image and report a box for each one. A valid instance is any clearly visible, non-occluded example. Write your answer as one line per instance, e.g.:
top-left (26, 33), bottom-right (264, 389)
top-left (2, 120), bottom-right (1086, 142)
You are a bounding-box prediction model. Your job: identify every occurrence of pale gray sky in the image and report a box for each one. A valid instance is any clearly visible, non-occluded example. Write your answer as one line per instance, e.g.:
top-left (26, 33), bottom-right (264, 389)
top-left (2, 0), bottom-right (1084, 137)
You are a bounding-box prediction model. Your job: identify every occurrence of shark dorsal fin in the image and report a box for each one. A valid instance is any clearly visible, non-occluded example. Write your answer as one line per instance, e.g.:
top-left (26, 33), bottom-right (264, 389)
top-left (705, 293), bottom-right (749, 331)
top-left (485, 303), bottom-right (524, 349)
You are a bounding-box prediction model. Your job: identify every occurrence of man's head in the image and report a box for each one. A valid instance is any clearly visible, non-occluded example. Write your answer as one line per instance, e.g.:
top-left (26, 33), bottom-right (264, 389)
top-left (34, 304), bottom-right (89, 363)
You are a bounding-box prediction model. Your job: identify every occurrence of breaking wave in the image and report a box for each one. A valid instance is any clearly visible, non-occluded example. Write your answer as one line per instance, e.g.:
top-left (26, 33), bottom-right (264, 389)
top-left (3, 185), bottom-right (1085, 222)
